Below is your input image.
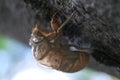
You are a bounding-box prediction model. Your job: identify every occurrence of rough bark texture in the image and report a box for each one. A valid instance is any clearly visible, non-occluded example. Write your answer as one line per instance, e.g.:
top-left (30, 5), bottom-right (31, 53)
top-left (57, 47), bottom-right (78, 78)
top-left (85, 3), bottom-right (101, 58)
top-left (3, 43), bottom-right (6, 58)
top-left (0, 0), bottom-right (120, 78)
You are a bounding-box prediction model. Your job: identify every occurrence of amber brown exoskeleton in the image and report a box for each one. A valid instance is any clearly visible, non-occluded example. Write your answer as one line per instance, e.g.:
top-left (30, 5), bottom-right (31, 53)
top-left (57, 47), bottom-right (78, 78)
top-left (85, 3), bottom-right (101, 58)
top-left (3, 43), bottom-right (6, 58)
top-left (29, 11), bottom-right (91, 72)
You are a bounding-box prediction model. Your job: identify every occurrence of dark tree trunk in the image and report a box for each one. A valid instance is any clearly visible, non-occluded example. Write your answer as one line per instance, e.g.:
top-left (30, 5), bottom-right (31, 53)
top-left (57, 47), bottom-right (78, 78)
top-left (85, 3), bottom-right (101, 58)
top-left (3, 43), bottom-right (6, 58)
top-left (0, 0), bottom-right (120, 78)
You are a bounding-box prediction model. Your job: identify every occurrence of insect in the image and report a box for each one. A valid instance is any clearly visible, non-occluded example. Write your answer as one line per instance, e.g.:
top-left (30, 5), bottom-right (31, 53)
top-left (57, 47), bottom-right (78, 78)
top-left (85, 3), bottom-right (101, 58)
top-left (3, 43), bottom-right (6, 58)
top-left (29, 11), bottom-right (91, 72)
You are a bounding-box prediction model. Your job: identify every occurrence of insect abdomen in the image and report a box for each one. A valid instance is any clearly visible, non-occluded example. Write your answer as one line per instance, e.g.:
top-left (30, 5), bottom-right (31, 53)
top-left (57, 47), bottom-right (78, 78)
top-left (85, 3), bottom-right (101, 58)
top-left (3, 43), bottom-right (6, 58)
top-left (38, 49), bottom-right (89, 72)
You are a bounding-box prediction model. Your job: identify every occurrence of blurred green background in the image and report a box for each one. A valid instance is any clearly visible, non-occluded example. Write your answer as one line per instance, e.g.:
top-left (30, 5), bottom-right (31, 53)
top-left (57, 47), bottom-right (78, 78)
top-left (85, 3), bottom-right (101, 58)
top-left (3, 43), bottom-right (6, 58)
top-left (0, 34), bottom-right (119, 80)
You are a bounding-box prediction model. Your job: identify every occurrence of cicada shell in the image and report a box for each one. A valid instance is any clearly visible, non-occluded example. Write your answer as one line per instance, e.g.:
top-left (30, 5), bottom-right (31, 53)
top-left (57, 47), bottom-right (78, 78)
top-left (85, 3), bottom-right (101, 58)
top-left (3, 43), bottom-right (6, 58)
top-left (29, 11), bottom-right (90, 72)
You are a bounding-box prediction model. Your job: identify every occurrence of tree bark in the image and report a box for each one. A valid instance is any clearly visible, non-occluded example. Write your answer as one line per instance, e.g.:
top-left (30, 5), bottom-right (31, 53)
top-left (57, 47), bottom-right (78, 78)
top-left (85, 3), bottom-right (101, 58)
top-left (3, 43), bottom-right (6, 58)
top-left (0, 0), bottom-right (120, 78)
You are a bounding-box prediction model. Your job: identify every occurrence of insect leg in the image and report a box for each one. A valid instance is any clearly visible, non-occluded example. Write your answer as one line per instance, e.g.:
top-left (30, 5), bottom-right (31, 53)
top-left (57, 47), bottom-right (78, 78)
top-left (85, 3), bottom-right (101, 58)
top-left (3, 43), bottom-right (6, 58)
top-left (57, 11), bottom-right (76, 33)
top-left (50, 12), bottom-right (61, 33)
top-left (48, 11), bottom-right (76, 43)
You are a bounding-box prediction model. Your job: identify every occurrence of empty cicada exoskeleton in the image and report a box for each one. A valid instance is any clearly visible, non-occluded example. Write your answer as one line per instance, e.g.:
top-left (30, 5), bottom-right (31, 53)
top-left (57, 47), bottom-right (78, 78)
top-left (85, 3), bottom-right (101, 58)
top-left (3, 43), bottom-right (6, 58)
top-left (29, 11), bottom-right (91, 72)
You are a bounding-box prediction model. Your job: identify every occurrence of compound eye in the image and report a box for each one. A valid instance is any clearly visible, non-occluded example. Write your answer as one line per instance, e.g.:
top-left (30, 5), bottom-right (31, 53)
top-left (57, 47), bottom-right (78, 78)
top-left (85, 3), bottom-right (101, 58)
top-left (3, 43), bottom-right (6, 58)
top-left (32, 36), bottom-right (44, 43)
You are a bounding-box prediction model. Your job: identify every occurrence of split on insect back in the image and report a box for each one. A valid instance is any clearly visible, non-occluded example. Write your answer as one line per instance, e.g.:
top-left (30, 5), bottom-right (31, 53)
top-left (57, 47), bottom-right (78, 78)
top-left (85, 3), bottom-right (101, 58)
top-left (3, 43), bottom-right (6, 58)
top-left (29, 11), bottom-right (93, 73)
